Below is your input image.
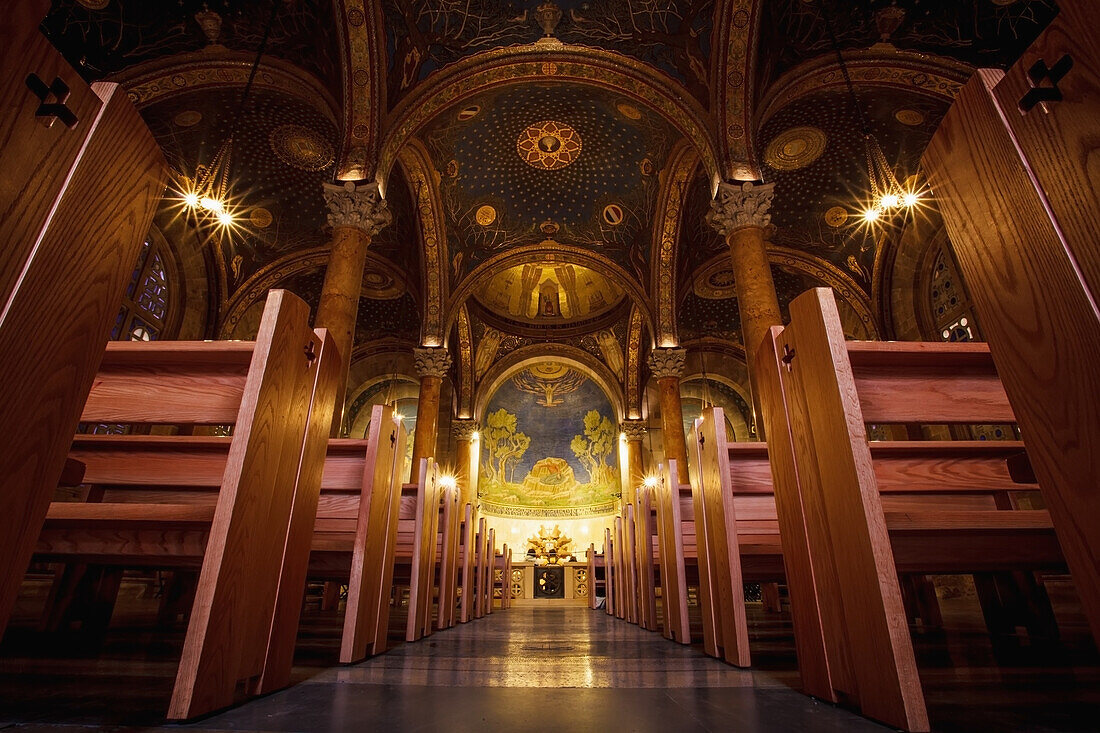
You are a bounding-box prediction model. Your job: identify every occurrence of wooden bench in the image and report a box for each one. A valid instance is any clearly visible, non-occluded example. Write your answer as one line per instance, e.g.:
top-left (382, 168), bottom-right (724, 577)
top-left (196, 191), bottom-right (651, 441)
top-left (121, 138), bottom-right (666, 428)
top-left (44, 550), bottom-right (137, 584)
top-left (753, 287), bottom-right (1064, 732)
top-left (29, 290), bottom-right (338, 719)
top-left (306, 404), bottom-right (406, 664)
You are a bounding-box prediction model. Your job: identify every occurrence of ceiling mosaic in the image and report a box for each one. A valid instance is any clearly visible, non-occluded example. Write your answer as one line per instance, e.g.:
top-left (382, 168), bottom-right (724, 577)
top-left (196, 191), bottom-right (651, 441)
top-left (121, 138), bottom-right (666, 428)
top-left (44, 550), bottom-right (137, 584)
top-left (757, 87), bottom-right (950, 286)
top-left (472, 262), bottom-right (627, 325)
top-left (42, 0), bottom-right (340, 98)
top-left (384, 0), bottom-right (713, 106)
top-left (756, 0), bottom-right (1058, 89)
top-left (422, 83), bottom-right (677, 284)
top-left (274, 266), bottom-right (421, 347)
top-left (141, 88), bottom-right (337, 293)
top-left (470, 310), bottom-right (630, 384)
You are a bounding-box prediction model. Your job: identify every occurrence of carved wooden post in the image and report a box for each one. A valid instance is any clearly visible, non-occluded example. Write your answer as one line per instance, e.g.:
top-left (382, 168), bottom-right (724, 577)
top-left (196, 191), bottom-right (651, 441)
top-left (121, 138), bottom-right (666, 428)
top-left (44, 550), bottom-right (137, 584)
top-left (409, 347), bottom-right (452, 481)
top-left (316, 181), bottom-right (391, 433)
top-left (649, 348), bottom-right (689, 485)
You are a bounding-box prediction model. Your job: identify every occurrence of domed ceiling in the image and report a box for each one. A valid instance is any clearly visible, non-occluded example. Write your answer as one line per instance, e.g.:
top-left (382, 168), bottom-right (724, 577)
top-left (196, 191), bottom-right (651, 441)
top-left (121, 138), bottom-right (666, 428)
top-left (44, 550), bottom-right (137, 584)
top-left (384, 1), bottom-right (714, 105)
top-left (421, 82), bottom-right (677, 284)
top-left (472, 262), bottom-right (626, 325)
top-left (756, 0), bottom-right (1057, 90)
top-left (42, 0), bottom-right (341, 99)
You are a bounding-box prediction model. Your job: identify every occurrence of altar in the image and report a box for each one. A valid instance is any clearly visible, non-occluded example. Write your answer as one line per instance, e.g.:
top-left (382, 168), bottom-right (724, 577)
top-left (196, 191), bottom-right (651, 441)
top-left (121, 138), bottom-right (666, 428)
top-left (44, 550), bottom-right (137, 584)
top-left (506, 561), bottom-right (590, 605)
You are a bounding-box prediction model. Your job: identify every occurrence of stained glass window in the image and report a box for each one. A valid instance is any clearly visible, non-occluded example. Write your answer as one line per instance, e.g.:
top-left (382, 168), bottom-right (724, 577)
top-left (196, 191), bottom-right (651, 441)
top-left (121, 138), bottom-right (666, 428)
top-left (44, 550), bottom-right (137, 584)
top-left (111, 236), bottom-right (172, 341)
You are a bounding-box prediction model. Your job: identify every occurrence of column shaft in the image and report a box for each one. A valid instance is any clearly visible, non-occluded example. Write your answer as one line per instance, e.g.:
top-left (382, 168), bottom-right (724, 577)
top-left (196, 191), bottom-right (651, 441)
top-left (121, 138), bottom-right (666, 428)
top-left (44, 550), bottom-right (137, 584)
top-left (657, 376), bottom-right (689, 485)
top-left (314, 225), bottom-right (370, 426)
top-left (410, 375), bottom-right (442, 482)
top-left (728, 225), bottom-right (782, 374)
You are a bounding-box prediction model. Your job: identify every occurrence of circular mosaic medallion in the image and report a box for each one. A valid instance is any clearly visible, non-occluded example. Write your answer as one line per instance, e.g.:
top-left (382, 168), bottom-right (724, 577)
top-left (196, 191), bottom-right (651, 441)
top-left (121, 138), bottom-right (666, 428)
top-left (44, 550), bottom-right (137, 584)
top-left (824, 206), bottom-right (849, 228)
top-left (458, 105), bottom-right (481, 121)
top-left (173, 110), bottom-right (202, 128)
top-left (894, 108), bottom-right (925, 126)
top-left (517, 120), bottom-right (582, 170)
top-left (475, 205), bottom-right (497, 226)
top-left (269, 124), bottom-right (334, 171)
top-left (764, 126), bottom-right (827, 170)
top-left (616, 102), bottom-right (642, 120)
top-left (602, 204), bottom-right (624, 226)
top-left (249, 207), bottom-right (273, 228)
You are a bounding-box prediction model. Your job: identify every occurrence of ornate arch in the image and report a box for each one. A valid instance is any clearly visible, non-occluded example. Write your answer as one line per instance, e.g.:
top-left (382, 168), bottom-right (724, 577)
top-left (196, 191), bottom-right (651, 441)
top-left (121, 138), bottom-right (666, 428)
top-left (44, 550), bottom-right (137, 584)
top-left (712, 0), bottom-right (765, 180)
top-left (455, 304), bottom-right (474, 419)
top-left (624, 305), bottom-right (646, 420)
top-left (474, 343), bottom-right (625, 424)
top-left (443, 243), bottom-right (655, 339)
top-left (218, 247), bottom-right (331, 337)
top-left (756, 49), bottom-right (971, 129)
top-left (765, 246), bottom-right (879, 338)
top-left (396, 138), bottom-right (449, 345)
top-left (651, 140), bottom-right (701, 347)
top-left (332, 0), bottom-right (386, 180)
top-left (375, 44), bottom-right (720, 191)
top-left (113, 51), bottom-right (338, 125)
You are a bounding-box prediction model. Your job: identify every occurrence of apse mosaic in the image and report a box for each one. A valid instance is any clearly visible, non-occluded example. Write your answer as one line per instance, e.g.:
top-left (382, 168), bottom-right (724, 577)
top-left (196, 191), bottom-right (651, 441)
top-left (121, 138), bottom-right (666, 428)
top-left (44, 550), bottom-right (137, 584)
top-left (423, 83), bottom-right (674, 283)
top-left (383, 1), bottom-right (713, 104)
top-left (479, 362), bottom-right (620, 518)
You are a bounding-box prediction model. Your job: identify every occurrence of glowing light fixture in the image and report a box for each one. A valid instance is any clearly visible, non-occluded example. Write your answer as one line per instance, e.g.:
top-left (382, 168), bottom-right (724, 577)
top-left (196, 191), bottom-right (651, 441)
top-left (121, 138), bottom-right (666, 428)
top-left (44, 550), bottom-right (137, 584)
top-left (642, 474), bottom-right (659, 490)
top-left (176, 1), bottom-right (279, 227)
top-left (817, 1), bottom-right (921, 223)
top-left (439, 474), bottom-right (457, 491)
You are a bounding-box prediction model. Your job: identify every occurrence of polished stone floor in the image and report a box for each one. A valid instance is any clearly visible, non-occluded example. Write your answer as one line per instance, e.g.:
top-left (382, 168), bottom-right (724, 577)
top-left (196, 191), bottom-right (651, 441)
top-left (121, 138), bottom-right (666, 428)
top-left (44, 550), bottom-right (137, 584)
top-left (3, 599), bottom-right (1100, 732)
top-left (0, 605), bottom-right (888, 733)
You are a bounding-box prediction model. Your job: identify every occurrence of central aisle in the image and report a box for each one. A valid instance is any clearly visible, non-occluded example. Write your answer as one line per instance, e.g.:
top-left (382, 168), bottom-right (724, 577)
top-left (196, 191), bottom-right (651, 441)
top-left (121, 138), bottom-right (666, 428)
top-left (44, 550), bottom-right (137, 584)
top-left (182, 605), bottom-right (888, 732)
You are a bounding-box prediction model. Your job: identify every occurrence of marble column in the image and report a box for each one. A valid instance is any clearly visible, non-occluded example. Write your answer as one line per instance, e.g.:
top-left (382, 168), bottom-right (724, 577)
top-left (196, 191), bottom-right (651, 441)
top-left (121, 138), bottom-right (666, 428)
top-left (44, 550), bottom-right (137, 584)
top-left (706, 181), bottom-right (782, 389)
top-left (452, 418), bottom-right (479, 509)
top-left (316, 181), bottom-right (391, 432)
top-left (619, 420), bottom-right (648, 507)
top-left (648, 348), bottom-right (689, 485)
top-left (410, 347), bottom-right (452, 481)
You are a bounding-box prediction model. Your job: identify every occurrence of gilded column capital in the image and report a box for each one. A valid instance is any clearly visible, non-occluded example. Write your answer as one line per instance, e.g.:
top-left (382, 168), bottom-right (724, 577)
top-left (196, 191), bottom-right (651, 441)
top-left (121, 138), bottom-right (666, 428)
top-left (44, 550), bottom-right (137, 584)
top-left (705, 181), bottom-right (775, 236)
top-left (322, 181), bottom-right (392, 236)
top-left (413, 346), bottom-right (452, 379)
top-left (452, 419), bottom-right (480, 442)
top-left (648, 348), bottom-right (686, 380)
top-left (619, 420), bottom-right (648, 442)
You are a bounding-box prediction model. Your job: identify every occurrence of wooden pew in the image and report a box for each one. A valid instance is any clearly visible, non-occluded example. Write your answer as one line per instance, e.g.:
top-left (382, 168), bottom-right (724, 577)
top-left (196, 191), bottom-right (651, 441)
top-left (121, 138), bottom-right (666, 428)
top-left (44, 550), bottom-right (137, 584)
top-left (603, 527), bottom-right (616, 617)
top-left (634, 489), bottom-right (658, 630)
top-left (436, 487), bottom-right (462, 630)
top-left (499, 546), bottom-right (513, 609)
top-left (306, 404), bottom-right (406, 664)
top-left (30, 290), bottom-right (336, 720)
top-left (586, 543), bottom-right (600, 610)
top-left (405, 458), bottom-right (442, 642)
top-left (653, 462), bottom-right (690, 643)
top-left (755, 287), bottom-right (1064, 732)
top-left (460, 504), bottom-right (477, 622)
